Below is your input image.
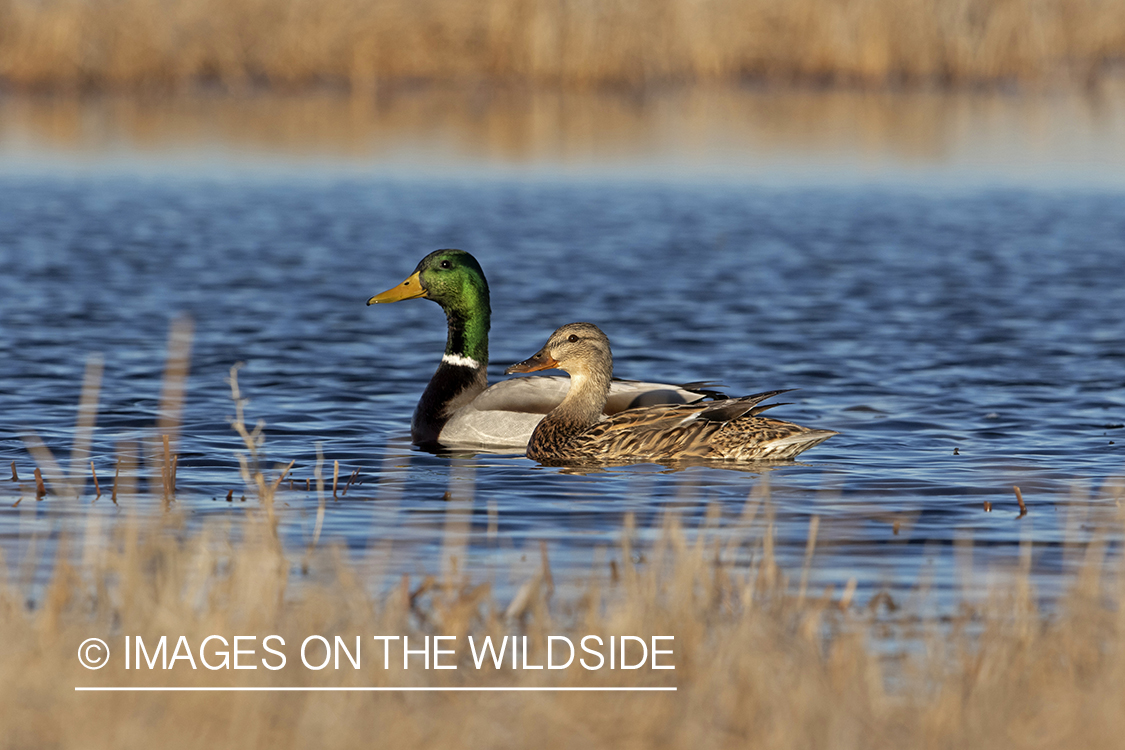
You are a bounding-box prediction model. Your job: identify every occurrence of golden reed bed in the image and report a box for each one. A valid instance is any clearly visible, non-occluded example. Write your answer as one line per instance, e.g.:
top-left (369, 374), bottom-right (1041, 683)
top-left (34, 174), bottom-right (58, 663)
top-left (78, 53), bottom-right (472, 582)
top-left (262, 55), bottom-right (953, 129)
top-left (1, 0), bottom-right (1124, 90)
top-left (6, 491), bottom-right (1125, 749)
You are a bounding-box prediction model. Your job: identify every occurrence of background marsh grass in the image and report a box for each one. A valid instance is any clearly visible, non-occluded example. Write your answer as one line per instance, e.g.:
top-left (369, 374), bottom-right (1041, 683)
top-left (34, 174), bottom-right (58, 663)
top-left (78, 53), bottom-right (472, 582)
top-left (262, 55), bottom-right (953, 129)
top-left (1, 0), bottom-right (1124, 91)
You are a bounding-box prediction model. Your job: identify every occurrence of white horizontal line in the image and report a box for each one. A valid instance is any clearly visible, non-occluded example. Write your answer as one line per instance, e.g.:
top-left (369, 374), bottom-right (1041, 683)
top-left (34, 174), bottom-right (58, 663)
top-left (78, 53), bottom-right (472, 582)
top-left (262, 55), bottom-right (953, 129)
top-left (441, 353), bottom-right (481, 368)
top-left (75, 686), bottom-right (675, 692)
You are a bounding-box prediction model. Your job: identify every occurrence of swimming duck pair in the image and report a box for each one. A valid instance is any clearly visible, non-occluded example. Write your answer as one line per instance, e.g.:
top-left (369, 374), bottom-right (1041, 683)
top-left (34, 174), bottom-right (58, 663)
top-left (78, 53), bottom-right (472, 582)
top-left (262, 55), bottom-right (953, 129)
top-left (368, 249), bottom-right (835, 463)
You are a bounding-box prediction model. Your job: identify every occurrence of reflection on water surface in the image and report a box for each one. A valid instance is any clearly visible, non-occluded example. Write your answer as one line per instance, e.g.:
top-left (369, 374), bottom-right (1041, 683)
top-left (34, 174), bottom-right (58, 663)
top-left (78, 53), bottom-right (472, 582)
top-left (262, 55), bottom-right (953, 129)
top-left (2, 84), bottom-right (1125, 184)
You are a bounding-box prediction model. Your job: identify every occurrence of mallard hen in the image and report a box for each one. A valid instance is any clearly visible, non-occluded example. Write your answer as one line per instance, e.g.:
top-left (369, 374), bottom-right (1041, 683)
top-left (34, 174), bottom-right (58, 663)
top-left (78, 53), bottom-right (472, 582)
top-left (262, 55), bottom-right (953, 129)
top-left (506, 322), bottom-right (836, 464)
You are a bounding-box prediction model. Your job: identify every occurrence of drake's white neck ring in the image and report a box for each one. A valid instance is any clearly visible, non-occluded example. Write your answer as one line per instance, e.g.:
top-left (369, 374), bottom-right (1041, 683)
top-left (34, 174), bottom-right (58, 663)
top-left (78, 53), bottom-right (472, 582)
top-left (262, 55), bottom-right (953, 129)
top-left (442, 353), bottom-right (481, 368)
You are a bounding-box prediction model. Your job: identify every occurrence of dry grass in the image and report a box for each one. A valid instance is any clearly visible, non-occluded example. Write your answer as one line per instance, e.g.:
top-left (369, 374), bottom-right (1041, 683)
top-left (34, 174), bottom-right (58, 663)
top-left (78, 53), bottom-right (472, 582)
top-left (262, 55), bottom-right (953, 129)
top-left (1, 0), bottom-right (1124, 91)
top-left (4, 486), bottom-right (1125, 749)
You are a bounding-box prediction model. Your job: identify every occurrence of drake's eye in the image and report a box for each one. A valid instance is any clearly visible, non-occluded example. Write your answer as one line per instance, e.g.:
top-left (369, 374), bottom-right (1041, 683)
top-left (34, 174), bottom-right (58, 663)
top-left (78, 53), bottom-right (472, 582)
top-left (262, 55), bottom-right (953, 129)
top-left (568, 334), bottom-right (579, 343)
top-left (440, 260), bottom-right (452, 269)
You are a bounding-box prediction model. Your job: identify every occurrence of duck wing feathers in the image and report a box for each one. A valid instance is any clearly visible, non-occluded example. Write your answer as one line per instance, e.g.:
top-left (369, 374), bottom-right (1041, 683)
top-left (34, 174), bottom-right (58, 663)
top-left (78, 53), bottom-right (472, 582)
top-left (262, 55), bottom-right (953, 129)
top-left (529, 390), bottom-right (837, 463)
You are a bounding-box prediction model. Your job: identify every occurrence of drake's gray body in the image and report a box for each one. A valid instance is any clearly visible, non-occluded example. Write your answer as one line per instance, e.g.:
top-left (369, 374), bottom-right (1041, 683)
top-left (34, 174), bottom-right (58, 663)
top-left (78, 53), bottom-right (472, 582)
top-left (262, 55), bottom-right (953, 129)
top-left (435, 374), bottom-right (714, 448)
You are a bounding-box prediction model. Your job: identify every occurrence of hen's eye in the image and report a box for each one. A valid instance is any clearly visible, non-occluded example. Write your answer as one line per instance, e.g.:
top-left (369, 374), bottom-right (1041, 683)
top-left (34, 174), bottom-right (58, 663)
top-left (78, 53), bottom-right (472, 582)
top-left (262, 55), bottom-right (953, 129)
top-left (568, 334), bottom-right (579, 343)
top-left (440, 260), bottom-right (452, 269)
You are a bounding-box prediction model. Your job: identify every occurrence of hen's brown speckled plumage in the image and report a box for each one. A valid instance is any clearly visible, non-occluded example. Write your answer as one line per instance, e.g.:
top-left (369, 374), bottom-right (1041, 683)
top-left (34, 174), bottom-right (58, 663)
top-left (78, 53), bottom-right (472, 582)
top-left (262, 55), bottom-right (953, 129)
top-left (526, 392), bottom-right (834, 463)
top-left (506, 323), bottom-right (837, 465)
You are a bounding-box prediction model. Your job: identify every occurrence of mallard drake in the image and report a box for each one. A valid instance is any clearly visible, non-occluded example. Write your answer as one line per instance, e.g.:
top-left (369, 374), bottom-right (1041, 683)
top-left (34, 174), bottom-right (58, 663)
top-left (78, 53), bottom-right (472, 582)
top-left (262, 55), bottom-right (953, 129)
top-left (367, 250), bottom-right (724, 448)
top-left (506, 322), bottom-right (837, 464)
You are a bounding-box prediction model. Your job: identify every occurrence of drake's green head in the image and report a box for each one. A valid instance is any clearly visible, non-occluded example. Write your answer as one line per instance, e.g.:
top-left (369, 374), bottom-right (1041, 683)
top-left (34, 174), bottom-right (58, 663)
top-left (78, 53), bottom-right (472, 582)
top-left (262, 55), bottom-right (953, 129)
top-left (368, 248), bottom-right (491, 364)
top-left (367, 249), bottom-right (490, 314)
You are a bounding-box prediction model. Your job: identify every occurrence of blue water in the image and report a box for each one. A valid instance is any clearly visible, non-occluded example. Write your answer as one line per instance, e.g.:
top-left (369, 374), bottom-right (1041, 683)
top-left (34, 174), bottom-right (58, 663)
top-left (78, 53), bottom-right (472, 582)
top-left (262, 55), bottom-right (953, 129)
top-left (1, 172), bottom-right (1123, 604)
